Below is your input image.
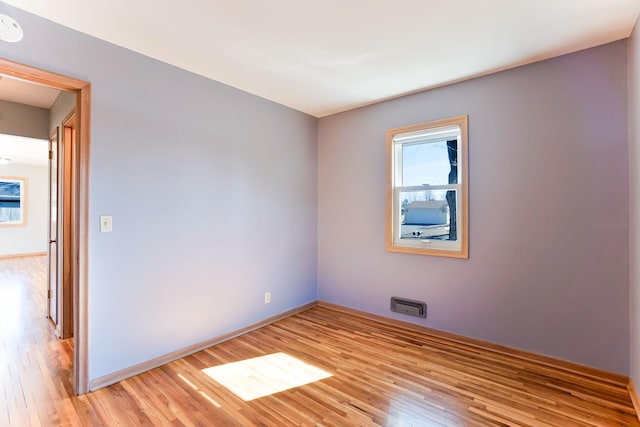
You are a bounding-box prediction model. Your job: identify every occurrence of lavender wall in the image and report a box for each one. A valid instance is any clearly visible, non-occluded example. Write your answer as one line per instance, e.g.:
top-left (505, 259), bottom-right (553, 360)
top-left (628, 18), bottom-right (640, 388)
top-left (318, 41), bottom-right (629, 374)
top-left (0, 3), bottom-right (318, 380)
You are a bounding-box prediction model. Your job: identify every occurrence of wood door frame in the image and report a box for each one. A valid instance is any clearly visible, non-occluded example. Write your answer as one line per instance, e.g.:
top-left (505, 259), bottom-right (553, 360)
top-left (0, 58), bottom-right (91, 395)
top-left (47, 126), bottom-right (59, 329)
top-left (59, 110), bottom-right (76, 339)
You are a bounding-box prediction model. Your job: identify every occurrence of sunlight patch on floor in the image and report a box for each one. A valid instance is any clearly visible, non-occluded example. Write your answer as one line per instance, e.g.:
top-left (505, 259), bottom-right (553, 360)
top-left (202, 352), bottom-right (332, 401)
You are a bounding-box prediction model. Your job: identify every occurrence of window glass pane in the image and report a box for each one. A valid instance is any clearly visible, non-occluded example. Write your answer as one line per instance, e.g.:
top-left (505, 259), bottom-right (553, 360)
top-left (401, 139), bottom-right (458, 187)
top-left (399, 189), bottom-right (458, 242)
top-left (0, 180), bottom-right (23, 224)
top-left (0, 208), bottom-right (21, 222)
top-left (386, 115), bottom-right (467, 258)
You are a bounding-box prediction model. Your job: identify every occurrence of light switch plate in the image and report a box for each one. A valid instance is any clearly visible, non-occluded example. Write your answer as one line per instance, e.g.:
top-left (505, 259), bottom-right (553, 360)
top-left (100, 215), bottom-right (113, 233)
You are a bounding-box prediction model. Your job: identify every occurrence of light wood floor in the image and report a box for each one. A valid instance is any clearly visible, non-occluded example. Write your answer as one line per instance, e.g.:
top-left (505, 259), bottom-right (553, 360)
top-left (1, 256), bottom-right (638, 426)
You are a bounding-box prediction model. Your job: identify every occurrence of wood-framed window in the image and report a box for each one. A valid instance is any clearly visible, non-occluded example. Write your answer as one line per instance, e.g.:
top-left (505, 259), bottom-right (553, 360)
top-left (0, 176), bottom-right (27, 227)
top-left (386, 115), bottom-right (468, 258)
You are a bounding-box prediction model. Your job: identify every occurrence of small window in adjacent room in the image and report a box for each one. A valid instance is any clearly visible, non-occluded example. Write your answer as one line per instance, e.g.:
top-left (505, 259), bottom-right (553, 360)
top-left (0, 176), bottom-right (27, 226)
top-left (386, 115), bottom-right (468, 258)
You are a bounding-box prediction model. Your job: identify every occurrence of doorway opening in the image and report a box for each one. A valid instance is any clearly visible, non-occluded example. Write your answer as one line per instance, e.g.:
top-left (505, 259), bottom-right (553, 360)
top-left (0, 58), bottom-right (91, 395)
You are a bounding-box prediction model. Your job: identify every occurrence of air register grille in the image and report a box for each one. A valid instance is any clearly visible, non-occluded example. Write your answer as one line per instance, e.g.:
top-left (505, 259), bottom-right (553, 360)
top-left (390, 297), bottom-right (427, 318)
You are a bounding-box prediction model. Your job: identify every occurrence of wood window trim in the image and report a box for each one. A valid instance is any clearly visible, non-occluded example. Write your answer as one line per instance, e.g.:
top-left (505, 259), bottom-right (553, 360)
top-left (386, 115), bottom-right (469, 259)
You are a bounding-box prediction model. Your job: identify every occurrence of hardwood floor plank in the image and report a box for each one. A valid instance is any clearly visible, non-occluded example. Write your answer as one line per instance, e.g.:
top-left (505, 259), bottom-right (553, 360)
top-left (1, 256), bottom-right (638, 426)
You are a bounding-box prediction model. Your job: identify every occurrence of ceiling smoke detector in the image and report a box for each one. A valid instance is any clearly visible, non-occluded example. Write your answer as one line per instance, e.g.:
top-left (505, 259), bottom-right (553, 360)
top-left (0, 158), bottom-right (11, 165)
top-left (0, 14), bottom-right (23, 43)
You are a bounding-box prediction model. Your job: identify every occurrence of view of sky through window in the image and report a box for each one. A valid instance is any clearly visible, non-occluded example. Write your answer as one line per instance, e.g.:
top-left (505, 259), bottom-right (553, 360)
top-left (401, 140), bottom-right (453, 187)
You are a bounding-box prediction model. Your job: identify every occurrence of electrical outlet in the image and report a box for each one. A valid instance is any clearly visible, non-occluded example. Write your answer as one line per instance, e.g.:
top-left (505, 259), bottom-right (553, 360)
top-left (264, 292), bottom-right (271, 304)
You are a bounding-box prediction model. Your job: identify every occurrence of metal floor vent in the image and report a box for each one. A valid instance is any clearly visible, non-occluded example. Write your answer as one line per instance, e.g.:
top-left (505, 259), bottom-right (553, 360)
top-left (390, 297), bottom-right (427, 318)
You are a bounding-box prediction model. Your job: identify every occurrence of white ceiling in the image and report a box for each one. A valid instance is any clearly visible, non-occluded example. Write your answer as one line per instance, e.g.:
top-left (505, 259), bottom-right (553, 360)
top-left (3, 0), bottom-right (640, 117)
top-left (0, 74), bottom-right (60, 108)
top-left (0, 134), bottom-right (48, 167)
